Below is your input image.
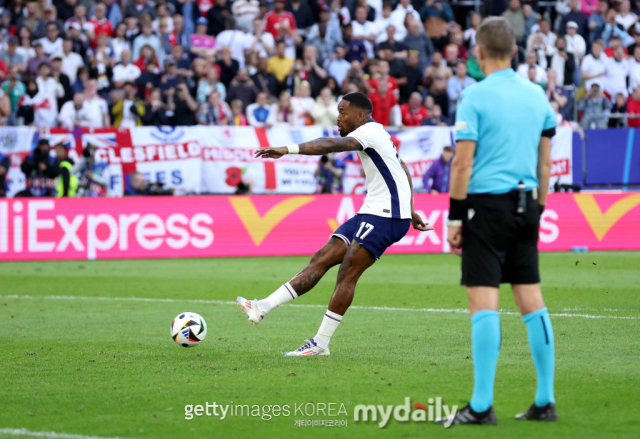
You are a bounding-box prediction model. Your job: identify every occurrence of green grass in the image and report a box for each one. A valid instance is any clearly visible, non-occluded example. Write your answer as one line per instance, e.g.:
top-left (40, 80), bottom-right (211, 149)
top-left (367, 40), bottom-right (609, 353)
top-left (0, 252), bottom-right (639, 439)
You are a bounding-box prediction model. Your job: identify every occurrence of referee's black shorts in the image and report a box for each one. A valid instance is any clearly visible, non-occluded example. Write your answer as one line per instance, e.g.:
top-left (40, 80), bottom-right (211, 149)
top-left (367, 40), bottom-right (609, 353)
top-left (461, 191), bottom-right (541, 288)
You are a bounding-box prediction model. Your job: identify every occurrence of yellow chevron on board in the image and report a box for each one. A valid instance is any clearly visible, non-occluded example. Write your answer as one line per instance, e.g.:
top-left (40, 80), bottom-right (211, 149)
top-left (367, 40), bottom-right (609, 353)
top-left (573, 193), bottom-right (640, 241)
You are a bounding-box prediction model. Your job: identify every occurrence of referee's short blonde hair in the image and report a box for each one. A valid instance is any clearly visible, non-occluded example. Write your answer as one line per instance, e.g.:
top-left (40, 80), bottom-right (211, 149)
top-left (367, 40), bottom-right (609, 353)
top-left (476, 17), bottom-right (516, 60)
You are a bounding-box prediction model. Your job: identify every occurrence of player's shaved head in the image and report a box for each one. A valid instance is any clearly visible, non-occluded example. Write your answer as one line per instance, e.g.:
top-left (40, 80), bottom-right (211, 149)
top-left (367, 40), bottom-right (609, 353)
top-left (337, 93), bottom-right (373, 137)
top-left (341, 92), bottom-right (373, 115)
top-left (475, 17), bottom-right (516, 60)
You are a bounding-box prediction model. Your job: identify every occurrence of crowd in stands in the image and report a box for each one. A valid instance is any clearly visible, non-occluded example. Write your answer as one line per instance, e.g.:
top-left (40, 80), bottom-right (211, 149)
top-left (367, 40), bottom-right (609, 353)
top-left (2, 0), bottom-right (640, 130)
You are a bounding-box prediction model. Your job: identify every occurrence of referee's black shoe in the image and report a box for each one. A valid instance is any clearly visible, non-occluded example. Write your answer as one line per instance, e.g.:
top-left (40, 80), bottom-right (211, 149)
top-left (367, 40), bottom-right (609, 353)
top-left (515, 403), bottom-right (558, 421)
top-left (435, 404), bottom-right (497, 426)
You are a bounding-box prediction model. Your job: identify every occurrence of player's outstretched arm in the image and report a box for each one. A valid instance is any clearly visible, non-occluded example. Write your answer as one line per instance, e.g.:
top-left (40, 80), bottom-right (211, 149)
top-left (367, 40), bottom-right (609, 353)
top-left (254, 137), bottom-right (362, 159)
top-left (400, 158), bottom-right (433, 232)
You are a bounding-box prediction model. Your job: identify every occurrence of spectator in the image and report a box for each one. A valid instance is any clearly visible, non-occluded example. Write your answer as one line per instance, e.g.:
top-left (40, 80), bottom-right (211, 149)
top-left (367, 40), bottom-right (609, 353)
top-left (314, 153), bottom-right (345, 193)
top-left (368, 59), bottom-right (398, 97)
top-left (152, 2), bottom-right (173, 36)
top-left (246, 91), bottom-right (274, 127)
top-left (369, 79), bottom-right (397, 126)
top-left (229, 99), bottom-right (249, 125)
top-left (264, 0), bottom-right (297, 39)
top-left (197, 67), bottom-right (226, 104)
top-left (51, 55), bottom-right (72, 109)
top-left (627, 86), bottom-right (640, 127)
top-left (376, 26), bottom-right (408, 63)
top-left (0, 87), bottom-right (9, 123)
top-left (251, 56), bottom-right (279, 98)
top-left (134, 44), bottom-right (160, 73)
top-left (113, 49), bottom-right (142, 89)
top-left (323, 45), bottom-right (350, 88)
top-left (37, 22), bottom-right (64, 57)
top-left (18, 139), bottom-right (59, 197)
top-left (133, 19), bottom-right (162, 60)
top-left (72, 66), bottom-right (90, 94)
top-left (517, 50), bottom-right (547, 84)
top-left (422, 146), bottom-right (454, 194)
top-left (90, 3), bottom-right (114, 47)
top-left (83, 79), bottom-right (110, 128)
top-left (397, 50), bottom-right (422, 104)
top-left (197, 90), bottom-right (231, 125)
top-left (578, 83), bottom-right (612, 128)
top-left (450, 31), bottom-right (468, 61)
top-left (125, 171), bottom-right (151, 195)
top-left (65, 22), bottom-right (90, 61)
top-left (351, 6), bottom-right (378, 59)
top-left (391, 0), bottom-right (419, 36)
top-left (616, 0), bottom-right (637, 30)
top-left (166, 43), bottom-right (193, 80)
top-left (232, 0), bottom-right (260, 33)
top-left (565, 21), bottom-right (587, 62)
top-left (609, 92), bottom-right (627, 127)
top-left (99, 0), bottom-right (123, 29)
top-left (55, 38), bottom-right (84, 86)
top-left (87, 34), bottom-right (114, 98)
top-left (464, 12), bottom-right (482, 48)
top-left (226, 68), bottom-right (258, 111)
top-left (502, 0), bottom-right (526, 46)
top-left (136, 58), bottom-right (162, 92)
top-left (246, 18), bottom-right (276, 59)
top-left (299, 45), bottom-right (327, 98)
top-left (546, 68), bottom-right (569, 114)
top-left (549, 37), bottom-right (576, 86)
top-left (172, 82), bottom-right (198, 125)
top-left (582, 39), bottom-right (607, 89)
top-left (141, 87), bottom-right (171, 126)
top-left (403, 19), bottom-right (434, 73)
top-left (446, 61), bottom-right (476, 119)
top-left (58, 0), bottom-right (77, 23)
top-left (27, 42), bottom-right (51, 78)
top-left (16, 0), bottom-right (47, 40)
top-left (424, 52), bottom-right (452, 116)
top-left (375, 2), bottom-right (397, 43)
top-left (53, 142), bottom-right (77, 198)
top-left (110, 23), bottom-right (131, 63)
top-left (311, 87), bottom-right (339, 128)
top-left (43, 4), bottom-right (65, 35)
top-left (560, 0), bottom-right (588, 38)
top-left (36, 62), bottom-right (64, 115)
top-left (125, 0), bottom-right (157, 20)
top-left (306, 20), bottom-right (339, 65)
top-left (65, 4), bottom-right (96, 43)
top-left (289, 80), bottom-right (315, 125)
top-left (605, 46), bottom-right (630, 99)
top-left (342, 24), bottom-right (368, 65)
top-left (58, 91), bottom-right (88, 130)
top-left (588, 0), bottom-right (609, 44)
top-left (216, 18), bottom-right (251, 69)
top-left (112, 82), bottom-right (145, 128)
top-left (268, 40), bottom-right (295, 90)
top-left (286, 0), bottom-right (316, 31)
top-left (421, 103), bottom-right (451, 126)
top-left (466, 45), bottom-right (485, 81)
top-left (527, 19), bottom-right (557, 62)
top-left (206, 0), bottom-right (230, 37)
top-left (1, 66), bottom-right (26, 114)
top-left (629, 46), bottom-right (640, 92)
top-left (217, 46), bottom-right (240, 89)
top-left (0, 36), bottom-right (27, 73)
top-left (271, 90), bottom-right (294, 125)
top-left (400, 92), bottom-right (429, 126)
top-left (444, 43), bottom-right (461, 73)
top-left (160, 59), bottom-right (181, 93)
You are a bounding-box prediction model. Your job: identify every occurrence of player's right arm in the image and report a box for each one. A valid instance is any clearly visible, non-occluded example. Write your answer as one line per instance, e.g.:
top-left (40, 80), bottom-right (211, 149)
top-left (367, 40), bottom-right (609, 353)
top-left (254, 137), bottom-right (362, 159)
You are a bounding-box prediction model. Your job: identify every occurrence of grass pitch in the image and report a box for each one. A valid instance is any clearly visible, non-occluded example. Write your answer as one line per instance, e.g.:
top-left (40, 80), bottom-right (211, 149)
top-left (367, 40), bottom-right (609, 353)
top-left (0, 252), bottom-right (639, 439)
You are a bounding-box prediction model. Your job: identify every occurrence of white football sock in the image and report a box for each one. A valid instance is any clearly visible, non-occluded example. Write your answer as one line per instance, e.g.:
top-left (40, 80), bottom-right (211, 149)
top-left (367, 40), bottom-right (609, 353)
top-left (313, 310), bottom-right (343, 349)
top-left (257, 282), bottom-right (298, 313)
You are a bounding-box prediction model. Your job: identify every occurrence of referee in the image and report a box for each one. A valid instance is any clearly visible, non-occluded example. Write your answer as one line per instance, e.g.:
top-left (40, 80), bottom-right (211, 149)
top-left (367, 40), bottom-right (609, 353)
top-left (437, 17), bottom-right (557, 425)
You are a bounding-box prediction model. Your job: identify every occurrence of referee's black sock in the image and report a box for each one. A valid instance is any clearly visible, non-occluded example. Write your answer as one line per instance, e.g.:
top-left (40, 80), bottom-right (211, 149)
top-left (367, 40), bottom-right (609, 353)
top-left (469, 310), bottom-right (501, 413)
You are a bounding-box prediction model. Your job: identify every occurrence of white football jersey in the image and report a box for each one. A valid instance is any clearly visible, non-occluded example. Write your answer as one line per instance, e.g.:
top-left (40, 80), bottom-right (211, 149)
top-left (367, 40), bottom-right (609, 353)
top-left (347, 120), bottom-right (412, 219)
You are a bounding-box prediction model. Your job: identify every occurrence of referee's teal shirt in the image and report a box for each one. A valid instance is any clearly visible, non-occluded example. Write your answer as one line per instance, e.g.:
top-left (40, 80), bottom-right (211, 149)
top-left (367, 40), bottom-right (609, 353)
top-left (454, 68), bottom-right (557, 194)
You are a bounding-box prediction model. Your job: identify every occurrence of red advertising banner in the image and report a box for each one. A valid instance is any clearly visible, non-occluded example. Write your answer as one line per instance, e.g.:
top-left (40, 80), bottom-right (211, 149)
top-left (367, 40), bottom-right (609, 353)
top-left (0, 193), bottom-right (638, 261)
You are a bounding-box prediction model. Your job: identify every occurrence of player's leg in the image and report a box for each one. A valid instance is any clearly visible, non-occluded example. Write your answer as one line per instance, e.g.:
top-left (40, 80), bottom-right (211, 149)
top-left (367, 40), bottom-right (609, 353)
top-left (237, 216), bottom-right (359, 325)
top-left (285, 215), bottom-right (410, 356)
top-left (513, 285), bottom-right (557, 421)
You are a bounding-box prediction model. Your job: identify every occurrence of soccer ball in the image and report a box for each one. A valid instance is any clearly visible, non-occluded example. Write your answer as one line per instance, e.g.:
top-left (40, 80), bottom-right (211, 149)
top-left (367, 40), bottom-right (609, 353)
top-left (171, 312), bottom-right (207, 347)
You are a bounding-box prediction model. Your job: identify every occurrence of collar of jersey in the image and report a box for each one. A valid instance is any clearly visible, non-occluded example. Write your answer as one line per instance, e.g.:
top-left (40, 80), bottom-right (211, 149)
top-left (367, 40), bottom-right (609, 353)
top-left (489, 68), bottom-right (516, 78)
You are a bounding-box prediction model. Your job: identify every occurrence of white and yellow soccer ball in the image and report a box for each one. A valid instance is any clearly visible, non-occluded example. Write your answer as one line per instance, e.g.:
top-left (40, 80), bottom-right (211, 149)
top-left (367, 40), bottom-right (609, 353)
top-left (171, 312), bottom-right (207, 347)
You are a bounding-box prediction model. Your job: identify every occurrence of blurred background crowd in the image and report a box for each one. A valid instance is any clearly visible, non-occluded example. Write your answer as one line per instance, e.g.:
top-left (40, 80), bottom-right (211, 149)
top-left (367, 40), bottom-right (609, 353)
top-left (1, 0), bottom-right (640, 131)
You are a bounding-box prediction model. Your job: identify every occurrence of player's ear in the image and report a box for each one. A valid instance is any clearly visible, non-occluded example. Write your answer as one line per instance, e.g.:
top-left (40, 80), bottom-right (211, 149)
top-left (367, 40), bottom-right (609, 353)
top-left (510, 45), bottom-right (518, 61)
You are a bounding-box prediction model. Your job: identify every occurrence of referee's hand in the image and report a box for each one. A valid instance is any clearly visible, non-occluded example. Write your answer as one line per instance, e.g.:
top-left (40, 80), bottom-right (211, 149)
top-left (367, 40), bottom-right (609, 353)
top-left (411, 210), bottom-right (433, 232)
top-left (447, 225), bottom-right (463, 256)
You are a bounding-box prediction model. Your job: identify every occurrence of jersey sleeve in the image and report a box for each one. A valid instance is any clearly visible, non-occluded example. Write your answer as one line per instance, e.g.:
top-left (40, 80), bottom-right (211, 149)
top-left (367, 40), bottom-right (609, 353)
top-left (347, 125), bottom-right (376, 150)
top-left (454, 90), bottom-right (479, 142)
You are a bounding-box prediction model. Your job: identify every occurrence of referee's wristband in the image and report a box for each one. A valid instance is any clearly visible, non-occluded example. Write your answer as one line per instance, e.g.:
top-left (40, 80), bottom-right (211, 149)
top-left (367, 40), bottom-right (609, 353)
top-left (448, 197), bottom-right (466, 221)
top-left (286, 144), bottom-right (300, 154)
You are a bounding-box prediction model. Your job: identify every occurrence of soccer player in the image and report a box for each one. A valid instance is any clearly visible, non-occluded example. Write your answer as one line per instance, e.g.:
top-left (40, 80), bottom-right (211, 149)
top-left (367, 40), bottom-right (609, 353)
top-left (436, 17), bottom-right (558, 425)
top-left (236, 92), bottom-right (432, 356)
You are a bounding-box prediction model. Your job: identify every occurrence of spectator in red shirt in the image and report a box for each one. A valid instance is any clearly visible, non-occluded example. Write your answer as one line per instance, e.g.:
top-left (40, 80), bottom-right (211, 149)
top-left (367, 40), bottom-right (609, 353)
top-left (627, 86), bottom-right (640, 127)
top-left (367, 60), bottom-right (398, 98)
top-left (89, 3), bottom-right (113, 48)
top-left (400, 92), bottom-right (429, 126)
top-left (369, 79), bottom-right (397, 126)
top-left (264, 0), bottom-right (297, 39)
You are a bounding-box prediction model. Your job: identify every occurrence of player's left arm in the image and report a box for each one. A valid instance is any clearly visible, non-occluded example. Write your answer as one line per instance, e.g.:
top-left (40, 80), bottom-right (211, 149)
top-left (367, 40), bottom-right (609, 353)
top-left (254, 137), bottom-right (362, 159)
top-left (446, 140), bottom-right (476, 254)
top-left (400, 158), bottom-right (433, 232)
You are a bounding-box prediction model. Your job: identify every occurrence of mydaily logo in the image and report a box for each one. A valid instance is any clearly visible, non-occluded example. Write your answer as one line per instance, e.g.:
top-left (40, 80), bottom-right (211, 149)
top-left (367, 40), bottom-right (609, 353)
top-left (354, 397), bottom-right (458, 428)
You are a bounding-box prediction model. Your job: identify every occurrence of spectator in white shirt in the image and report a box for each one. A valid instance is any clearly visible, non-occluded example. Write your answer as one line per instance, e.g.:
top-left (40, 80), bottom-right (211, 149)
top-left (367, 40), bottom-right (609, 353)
top-left (375, 2), bottom-right (404, 43)
top-left (244, 18), bottom-right (276, 59)
top-left (232, 0), bottom-right (260, 33)
top-left (82, 79), bottom-right (110, 128)
top-left (464, 12), bottom-right (482, 48)
top-left (57, 38), bottom-right (85, 84)
top-left (351, 6), bottom-right (378, 59)
top-left (616, 0), bottom-right (637, 31)
top-left (390, 0), bottom-right (419, 36)
top-left (605, 45), bottom-right (630, 98)
top-left (35, 62), bottom-right (64, 114)
top-left (517, 50), bottom-right (548, 84)
top-left (58, 91), bottom-right (88, 130)
top-left (290, 80), bottom-right (315, 126)
top-left (112, 49), bottom-right (141, 89)
top-left (565, 21), bottom-right (586, 60)
top-left (36, 22), bottom-right (64, 56)
top-left (216, 19), bottom-right (250, 68)
top-left (582, 39), bottom-right (607, 89)
top-left (526, 19), bottom-right (557, 61)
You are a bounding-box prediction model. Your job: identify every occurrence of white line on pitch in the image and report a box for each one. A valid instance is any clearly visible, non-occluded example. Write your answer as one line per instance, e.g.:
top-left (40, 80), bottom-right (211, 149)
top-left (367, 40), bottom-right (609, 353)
top-left (2, 295), bottom-right (639, 320)
top-left (0, 428), bottom-right (136, 439)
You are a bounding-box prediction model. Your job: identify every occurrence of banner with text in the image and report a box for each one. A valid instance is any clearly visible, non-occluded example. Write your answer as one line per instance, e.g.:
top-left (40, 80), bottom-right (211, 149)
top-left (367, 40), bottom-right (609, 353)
top-left (1, 192), bottom-right (637, 261)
